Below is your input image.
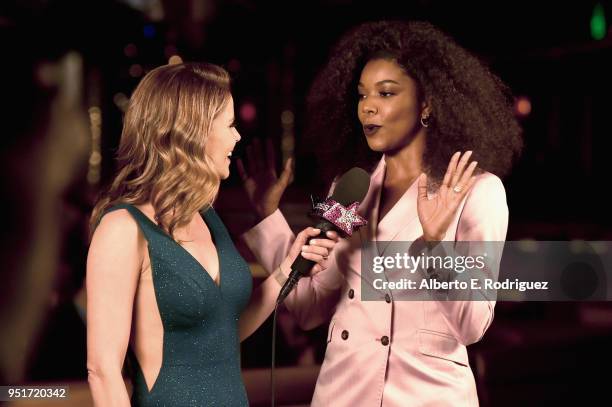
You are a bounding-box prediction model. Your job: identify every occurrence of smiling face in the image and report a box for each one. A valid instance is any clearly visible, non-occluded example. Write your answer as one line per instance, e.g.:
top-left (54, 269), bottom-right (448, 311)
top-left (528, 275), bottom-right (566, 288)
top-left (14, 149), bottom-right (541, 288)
top-left (357, 58), bottom-right (429, 154)
top-left (207, 96), bottom-right (241, 179)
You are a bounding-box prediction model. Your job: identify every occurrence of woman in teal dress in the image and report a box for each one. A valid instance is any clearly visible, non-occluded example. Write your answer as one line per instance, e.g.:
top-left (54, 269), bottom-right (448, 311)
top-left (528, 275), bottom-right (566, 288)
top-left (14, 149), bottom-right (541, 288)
top-left (86, 62), bottom-right (338, 406)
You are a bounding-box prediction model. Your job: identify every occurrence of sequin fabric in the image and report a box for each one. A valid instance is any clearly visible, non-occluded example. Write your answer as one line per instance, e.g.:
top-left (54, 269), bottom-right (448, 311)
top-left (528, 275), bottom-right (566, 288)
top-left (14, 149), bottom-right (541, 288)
top-left (312, 198), bottom-right (367, 236)
top-left (103, 203), bottom-right (253, 406)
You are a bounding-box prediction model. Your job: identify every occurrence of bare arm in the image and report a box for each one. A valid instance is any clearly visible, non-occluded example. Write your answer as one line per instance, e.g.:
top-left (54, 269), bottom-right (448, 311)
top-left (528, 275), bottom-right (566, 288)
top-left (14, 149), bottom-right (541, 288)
top-left (86, 210), bottom-right (143, 406)
top-left (238, 227), bottom-right (338, 341)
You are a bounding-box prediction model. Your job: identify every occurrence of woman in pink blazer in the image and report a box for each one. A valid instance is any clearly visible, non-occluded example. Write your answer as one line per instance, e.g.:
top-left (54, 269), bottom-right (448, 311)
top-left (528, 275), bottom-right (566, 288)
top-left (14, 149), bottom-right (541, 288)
top-left (240, 21), bottom-right (522, 406)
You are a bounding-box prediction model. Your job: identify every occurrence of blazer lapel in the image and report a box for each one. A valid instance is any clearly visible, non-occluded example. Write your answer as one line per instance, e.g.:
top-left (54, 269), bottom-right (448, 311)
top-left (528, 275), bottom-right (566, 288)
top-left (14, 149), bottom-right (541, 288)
top-left (357, 156), bottom-right (385, 244)
top-left (365, 155), bottom-right (420, 256)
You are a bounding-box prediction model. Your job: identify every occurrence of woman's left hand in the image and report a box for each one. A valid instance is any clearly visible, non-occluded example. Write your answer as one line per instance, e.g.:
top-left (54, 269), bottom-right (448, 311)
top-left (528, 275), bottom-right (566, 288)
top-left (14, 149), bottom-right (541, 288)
top-left (280, 227), bottom-right (340, 276)
top-left (417, 151), bottom-right (478, 241)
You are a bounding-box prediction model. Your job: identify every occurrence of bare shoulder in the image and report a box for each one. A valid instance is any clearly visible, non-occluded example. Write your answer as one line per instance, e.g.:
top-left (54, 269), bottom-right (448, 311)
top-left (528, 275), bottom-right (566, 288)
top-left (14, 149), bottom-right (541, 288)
top-left (93, 208), bottom-right (141, 242)
top-left (88, 208), bottom-right (146, 271)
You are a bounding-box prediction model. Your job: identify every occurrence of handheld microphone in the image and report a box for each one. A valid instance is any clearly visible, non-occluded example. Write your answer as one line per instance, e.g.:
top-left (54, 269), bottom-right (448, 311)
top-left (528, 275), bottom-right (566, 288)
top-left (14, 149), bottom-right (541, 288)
top-left (276, 167), bottom-right (370, 304)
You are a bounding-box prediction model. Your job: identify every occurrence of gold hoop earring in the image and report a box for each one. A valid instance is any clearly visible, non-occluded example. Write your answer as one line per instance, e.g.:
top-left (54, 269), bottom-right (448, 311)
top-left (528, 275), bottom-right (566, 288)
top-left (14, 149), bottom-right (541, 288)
top-left (420, 115), bottom-right (431, 128)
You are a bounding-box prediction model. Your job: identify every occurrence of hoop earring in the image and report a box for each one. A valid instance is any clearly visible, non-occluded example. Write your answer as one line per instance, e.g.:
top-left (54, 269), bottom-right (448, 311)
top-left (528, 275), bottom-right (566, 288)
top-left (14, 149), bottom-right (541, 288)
top-left (420, 115), bottom-right (431, 128)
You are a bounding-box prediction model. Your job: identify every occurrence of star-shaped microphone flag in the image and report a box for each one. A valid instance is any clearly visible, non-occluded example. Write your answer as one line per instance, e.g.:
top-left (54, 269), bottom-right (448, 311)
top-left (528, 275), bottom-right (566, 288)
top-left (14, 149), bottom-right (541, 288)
top-left (312, 198), bottom-right (367, 236)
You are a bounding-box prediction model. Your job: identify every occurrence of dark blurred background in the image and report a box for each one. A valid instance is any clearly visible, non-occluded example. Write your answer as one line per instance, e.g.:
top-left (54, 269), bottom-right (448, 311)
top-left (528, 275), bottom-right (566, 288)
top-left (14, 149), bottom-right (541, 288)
top-left (1, 0), bottom-right (611, 406)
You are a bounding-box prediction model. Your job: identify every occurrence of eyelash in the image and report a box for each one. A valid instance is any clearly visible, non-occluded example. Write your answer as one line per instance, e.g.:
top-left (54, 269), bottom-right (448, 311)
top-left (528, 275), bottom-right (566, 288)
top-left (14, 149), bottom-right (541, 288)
top-left (358, 92), bottom-right (395, 100)
top-left (230, 120), bottom-right (237, 128)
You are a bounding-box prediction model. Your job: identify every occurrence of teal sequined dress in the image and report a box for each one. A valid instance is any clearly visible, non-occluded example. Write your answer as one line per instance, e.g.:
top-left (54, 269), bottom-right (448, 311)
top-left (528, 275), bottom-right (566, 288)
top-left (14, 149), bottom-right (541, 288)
top-left (102, 203), bottom-right (253, 406)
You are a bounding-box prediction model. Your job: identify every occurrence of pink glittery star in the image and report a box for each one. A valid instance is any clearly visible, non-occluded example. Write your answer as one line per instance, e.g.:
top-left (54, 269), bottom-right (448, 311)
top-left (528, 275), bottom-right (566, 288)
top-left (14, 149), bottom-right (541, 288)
top-left (322, 201), bottom-right (367, 236)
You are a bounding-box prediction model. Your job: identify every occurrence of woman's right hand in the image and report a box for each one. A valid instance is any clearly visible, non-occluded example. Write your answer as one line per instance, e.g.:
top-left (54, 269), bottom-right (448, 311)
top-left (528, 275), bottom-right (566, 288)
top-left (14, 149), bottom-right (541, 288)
top-left (237, 138), bottom-right (293, 220)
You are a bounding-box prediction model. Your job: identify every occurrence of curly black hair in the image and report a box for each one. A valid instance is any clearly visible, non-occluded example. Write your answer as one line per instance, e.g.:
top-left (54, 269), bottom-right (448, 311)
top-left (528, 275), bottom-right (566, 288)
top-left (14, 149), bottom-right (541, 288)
top-left (304, 20), bottom-right (523, 187)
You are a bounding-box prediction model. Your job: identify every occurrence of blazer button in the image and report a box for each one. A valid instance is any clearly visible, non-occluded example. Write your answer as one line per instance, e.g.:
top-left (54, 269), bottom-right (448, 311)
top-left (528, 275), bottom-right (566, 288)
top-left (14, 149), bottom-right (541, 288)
top-left (341, 330), bottom-right (349, 340)
top-left (385, 294), bottom-right (391, 303)
top-left (381, 336), bottom-right (389, 346)
top-left (348, 289), bottom-right (354, 299)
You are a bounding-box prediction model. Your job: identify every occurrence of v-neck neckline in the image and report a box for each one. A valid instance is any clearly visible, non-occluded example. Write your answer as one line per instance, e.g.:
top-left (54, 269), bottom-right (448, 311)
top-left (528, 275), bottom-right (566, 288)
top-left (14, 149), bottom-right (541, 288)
top-left (128, 204), bottom-right (222, 289)
top-left (375, 161), bottom-right (420, 231)
top-left (363, 156), bottom-right (421, 256)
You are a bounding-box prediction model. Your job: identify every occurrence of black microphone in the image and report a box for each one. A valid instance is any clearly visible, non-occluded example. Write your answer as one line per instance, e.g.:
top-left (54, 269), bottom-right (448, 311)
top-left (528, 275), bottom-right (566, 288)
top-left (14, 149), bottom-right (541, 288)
top-left (276, 167), bottom-right (370, 305)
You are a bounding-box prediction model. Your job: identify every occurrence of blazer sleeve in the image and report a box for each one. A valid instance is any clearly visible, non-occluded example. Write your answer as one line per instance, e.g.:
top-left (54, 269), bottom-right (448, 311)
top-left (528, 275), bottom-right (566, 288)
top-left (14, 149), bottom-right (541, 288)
top-left (433, 172), bottom-right (508, 345)
top-left (241, 209), bottom-right (344, 330)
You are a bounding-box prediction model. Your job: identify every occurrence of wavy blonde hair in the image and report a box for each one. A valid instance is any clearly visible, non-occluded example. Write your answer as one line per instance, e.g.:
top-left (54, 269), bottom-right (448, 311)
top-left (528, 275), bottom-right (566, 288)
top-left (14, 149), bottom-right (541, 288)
top-left (89, 62), bottom-right (231, 242)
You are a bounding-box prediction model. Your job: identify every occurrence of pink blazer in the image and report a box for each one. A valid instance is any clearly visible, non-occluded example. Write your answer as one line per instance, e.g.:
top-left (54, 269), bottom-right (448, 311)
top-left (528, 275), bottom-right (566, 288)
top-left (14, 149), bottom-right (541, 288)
top-left (243, 156), bottom-right (508, 406)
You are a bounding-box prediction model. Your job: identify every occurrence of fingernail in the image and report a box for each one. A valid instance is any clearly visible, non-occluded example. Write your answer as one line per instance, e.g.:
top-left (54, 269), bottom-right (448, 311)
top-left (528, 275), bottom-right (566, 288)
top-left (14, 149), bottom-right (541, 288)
top-left (310, 239), bottom-right (317, 245)
top-left (302, 245), bottom-right (308, 251)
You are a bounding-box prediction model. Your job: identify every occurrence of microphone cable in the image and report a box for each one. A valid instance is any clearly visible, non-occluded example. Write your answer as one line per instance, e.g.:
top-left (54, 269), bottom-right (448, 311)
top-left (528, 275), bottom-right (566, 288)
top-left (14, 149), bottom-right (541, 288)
top-left (270, 303), bottom-right (279, 407)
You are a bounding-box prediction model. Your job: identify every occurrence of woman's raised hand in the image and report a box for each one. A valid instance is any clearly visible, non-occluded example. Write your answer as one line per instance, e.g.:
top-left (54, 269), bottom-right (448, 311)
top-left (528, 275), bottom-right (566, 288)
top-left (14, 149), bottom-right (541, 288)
top-left (417, 151), bottom-right (478, 242)
top-left (237, 138), bottom-right (293, 221)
